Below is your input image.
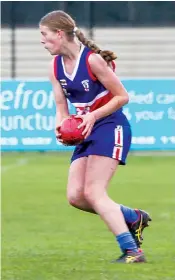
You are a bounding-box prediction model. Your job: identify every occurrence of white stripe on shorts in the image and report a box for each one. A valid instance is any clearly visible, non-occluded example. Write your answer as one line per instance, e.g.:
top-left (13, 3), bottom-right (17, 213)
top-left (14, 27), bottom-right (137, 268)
top-left (112, 125), bottom-right (123, 160)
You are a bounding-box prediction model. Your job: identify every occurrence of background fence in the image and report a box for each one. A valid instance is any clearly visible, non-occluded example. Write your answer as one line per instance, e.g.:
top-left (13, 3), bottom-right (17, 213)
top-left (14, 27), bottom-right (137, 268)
top-left (1, 1), bottom-right (175, 151)
top-left (2, 1), bottom-right (175, 79)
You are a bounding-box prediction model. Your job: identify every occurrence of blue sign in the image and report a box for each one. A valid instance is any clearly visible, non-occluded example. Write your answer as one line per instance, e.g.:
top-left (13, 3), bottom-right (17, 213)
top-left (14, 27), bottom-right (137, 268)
top-left (0, 79), bottom-right (175, 151)
top-left (122, 79), bottom-right (175, 150)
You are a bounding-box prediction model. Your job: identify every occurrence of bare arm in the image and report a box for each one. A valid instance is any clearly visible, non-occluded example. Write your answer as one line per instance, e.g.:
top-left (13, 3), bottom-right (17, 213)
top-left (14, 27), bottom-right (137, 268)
top-left (49, 58), bottom-right (69, 125)
top-left (89, 54), bottom-right (129, 120)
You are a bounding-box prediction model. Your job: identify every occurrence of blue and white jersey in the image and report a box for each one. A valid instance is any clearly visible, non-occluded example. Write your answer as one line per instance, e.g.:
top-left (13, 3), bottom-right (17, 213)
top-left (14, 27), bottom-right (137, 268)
top-left (54, 45), bottom-right (128, 125)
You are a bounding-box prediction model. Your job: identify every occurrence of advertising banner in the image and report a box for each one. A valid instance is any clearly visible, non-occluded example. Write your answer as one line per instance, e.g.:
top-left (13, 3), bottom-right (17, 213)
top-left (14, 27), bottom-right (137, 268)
top-left (1, 79), bottom-right (175, 151)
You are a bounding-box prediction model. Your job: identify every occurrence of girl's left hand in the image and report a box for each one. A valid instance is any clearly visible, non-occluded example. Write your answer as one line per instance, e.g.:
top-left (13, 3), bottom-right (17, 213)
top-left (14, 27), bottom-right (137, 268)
top-left (75, 113), bottom-right (96, 139)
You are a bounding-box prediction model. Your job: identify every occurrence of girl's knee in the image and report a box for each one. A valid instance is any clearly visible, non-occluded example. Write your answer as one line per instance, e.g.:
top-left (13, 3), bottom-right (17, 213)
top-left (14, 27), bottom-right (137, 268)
top-left (67, 190), bottom-right (84, 207)
top-left (84, 185), bottom-right (99, 206)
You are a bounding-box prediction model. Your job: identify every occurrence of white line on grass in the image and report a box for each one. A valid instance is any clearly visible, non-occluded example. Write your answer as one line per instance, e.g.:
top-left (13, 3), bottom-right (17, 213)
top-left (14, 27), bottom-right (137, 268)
top-left (1, 158), bottom-right (29, 173)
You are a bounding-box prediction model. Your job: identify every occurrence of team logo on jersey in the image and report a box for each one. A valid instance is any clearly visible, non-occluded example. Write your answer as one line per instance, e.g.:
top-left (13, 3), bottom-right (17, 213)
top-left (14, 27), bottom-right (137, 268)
top-left (59, 79), bottom-right (70, 96)
top-left (60, 79), bottom-right (67, 86)
top-left (81, 80), bottom-right (89, 91)
top-left (77, 106), bottom-right (90, 115)
top-left (62, 88), bottom-right (70, 97)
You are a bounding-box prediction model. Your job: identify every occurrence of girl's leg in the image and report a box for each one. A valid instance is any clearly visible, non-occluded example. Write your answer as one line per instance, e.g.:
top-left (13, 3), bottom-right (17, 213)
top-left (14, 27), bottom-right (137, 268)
top-left (67, 157), bottom-right (96, 213)
top-left (67, 157), bottom-right (151, 249)
top-left (83, 155), bottom-right (138, 254)
top-left (67, 158), bottom-right (139, 220)
top-left (84, 155), bottom-right (126, 235)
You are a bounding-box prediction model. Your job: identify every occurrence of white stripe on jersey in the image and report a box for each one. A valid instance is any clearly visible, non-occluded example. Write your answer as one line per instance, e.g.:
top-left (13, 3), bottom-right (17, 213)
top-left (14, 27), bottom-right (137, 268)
top-left (72, 90), bottom-right (109, 108)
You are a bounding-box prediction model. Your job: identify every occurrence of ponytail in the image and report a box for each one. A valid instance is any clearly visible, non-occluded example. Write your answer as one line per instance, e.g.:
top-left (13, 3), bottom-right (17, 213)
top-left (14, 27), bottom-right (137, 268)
top-left (74, 27), bottom-right (117, 62)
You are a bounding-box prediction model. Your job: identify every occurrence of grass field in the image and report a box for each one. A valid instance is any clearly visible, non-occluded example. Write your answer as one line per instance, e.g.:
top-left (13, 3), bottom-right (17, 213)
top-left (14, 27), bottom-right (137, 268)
top-left (2, 153), bottom-right (175, 280)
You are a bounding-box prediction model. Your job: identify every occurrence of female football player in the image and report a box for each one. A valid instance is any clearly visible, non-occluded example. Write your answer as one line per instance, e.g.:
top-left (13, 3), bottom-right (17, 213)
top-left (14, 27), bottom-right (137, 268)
top-left (39, 10), bottom-right (151, 263)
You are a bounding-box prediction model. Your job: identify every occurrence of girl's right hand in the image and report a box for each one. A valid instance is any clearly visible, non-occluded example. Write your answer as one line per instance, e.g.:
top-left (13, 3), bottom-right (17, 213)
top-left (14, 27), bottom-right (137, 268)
top-left (55, 125), bottom-right (63, 143)
top-left (55, 116), bottom-right (70, 144)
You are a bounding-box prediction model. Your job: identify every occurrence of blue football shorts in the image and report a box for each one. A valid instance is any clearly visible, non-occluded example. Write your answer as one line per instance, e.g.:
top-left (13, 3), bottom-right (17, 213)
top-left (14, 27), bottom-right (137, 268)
top-left (71, 118), bottom-right (132, 165)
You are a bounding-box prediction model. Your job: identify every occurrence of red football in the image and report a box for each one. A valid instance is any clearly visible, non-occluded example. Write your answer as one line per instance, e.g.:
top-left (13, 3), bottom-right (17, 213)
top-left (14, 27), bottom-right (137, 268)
top-left (58, 115), bottom-right (85, 145)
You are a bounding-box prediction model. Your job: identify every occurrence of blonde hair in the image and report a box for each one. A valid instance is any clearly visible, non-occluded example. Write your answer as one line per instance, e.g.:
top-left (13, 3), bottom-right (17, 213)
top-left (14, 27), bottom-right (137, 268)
top-left (40, 10), bottom-right (117, 62)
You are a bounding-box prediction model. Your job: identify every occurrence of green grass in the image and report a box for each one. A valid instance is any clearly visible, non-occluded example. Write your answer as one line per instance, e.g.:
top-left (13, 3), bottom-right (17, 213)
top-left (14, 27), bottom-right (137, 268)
top-left (2, 153), bottom-right (175, 280)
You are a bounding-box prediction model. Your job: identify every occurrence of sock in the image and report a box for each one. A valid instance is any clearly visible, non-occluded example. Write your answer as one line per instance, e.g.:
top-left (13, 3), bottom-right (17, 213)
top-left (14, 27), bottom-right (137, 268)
top-left (116, 232), bottom-right (138, 253)
top-left (120, 205), bottom-right (138, 224)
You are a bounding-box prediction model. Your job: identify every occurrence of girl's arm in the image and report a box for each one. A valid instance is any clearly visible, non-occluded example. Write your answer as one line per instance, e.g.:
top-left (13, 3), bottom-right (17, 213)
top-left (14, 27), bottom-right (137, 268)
top-left (89, 54), bottom-right (129, 121)
top-left (49, 58), bottom-right (69, 125)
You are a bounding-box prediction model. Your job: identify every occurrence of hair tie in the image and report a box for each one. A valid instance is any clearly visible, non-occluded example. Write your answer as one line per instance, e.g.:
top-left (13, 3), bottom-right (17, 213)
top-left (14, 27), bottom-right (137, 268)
top-left (73, 26), bottom-right (78, 33)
